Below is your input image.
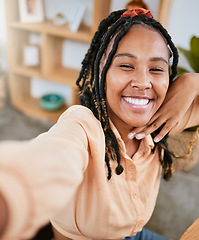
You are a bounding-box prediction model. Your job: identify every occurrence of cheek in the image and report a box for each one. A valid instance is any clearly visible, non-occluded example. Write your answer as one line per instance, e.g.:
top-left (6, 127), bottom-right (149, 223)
top-left (106, 80), bottom-right (115, 103)
top-left (106, 68), bottom-right (128, 94)
top-left (156, 74), bottom-right (169, 93)
top-left (155, 79), bottom-right (169, 106)
top-left (161, 82), bottom-right (169, 93)
top-left (106, 75), bottom-right (121, 104)
top-left (162, 78), bottom-right (169, 95)
top-left (106, 70), bottom-right (115, 96)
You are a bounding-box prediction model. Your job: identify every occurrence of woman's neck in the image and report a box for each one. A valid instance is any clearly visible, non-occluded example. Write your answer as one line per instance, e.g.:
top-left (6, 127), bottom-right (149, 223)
top-left (114, 122), bottom-right (140, 158)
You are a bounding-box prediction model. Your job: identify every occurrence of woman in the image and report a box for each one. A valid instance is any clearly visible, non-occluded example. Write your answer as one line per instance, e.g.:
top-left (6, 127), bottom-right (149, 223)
top-left (0, 8), bottom-right (199, 240)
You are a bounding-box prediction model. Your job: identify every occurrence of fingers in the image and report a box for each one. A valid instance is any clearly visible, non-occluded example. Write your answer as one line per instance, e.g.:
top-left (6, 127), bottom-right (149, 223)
top-left (150, 121), bottom-right (174, 142)
top-left (128, 114), bottom-right (163, 139)
top-left (128, 117), bottom-right (178, 142)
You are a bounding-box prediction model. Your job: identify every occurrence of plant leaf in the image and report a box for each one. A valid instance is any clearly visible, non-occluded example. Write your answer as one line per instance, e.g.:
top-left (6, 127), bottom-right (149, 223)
top-left (190, 36), bottom-right (199, 72)
top-left (178, 47), bottom-right (198, 72)
top-left (178, 47), bottom-right (192, 62)
top-left (177, 67), bottom-right (189, 75)
top-left (190, 36), bottom-right (199, 57)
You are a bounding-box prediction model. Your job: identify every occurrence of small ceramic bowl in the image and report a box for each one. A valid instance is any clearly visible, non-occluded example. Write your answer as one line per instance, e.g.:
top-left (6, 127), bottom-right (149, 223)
top-left (40, 94), bottom-right (65, 111)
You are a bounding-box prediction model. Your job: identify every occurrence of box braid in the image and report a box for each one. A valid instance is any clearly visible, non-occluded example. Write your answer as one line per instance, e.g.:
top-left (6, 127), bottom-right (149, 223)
top-left (76, 9), bottom-right (179, 180)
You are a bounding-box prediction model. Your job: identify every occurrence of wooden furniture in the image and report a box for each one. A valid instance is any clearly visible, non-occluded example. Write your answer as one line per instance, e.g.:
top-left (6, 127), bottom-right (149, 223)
top-left (4, 0), bottom-right (111, 122)
top-left (157, 0), bottom-right (173, 27)
top-left (180, 218), bottom-right (199, 240)
top-left (4, 0), bottom-right (172, 123)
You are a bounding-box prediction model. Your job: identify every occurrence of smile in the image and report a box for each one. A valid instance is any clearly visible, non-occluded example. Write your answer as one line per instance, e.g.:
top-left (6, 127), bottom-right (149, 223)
top-left (123, 97), bottom-right (150, 106)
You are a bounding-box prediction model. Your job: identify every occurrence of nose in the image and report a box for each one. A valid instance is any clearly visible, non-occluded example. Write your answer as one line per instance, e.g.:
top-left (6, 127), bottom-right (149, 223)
top-left (130, 72), bottom-right (152, 90)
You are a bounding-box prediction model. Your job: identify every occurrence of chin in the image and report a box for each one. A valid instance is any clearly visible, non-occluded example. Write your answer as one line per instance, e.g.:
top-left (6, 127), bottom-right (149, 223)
top-left (127, 117), bottom-right (151, 128)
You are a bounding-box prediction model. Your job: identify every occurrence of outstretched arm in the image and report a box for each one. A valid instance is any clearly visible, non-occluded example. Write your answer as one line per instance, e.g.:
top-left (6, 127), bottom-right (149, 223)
top-left (0, 114), bottom-right (89, 239)
top-left (129, 73), bottom-right (199, 142)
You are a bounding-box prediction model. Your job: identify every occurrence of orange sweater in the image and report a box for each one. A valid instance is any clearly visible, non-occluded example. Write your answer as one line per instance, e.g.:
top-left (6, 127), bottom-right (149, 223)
top-left (0, 103), bottom-right (198, 240)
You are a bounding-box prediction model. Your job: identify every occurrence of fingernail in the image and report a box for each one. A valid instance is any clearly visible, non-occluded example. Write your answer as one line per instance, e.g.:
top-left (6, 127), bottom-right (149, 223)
top-left (154, 137), bottom-right (159, 143)
top-left (135, 133), bottom-right (145, 140)
top-left (128, 132), bottom-right (135, 139)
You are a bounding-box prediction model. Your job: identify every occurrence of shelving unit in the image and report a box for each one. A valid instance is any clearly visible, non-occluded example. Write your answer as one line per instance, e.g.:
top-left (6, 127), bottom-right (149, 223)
top-left (4, 0), bottom-right (172, 123)
top-left (4, 0), bottom-right (111, 122)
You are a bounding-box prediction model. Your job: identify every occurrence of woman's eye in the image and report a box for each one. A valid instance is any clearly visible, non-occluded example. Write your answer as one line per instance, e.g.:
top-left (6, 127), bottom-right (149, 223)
top-left (150, 68), bottom-right (164, 72)
top-left (120, 64), bottom-right (134, 69)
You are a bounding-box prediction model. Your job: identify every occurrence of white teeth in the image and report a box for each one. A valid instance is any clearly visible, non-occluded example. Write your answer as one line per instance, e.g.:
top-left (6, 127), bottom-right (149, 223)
top-left (124, 97), bottom-right (149, 106)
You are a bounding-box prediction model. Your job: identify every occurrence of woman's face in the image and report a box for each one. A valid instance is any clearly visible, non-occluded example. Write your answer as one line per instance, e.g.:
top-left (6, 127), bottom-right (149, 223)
top-left (105, 24), bottom-right (170, 132)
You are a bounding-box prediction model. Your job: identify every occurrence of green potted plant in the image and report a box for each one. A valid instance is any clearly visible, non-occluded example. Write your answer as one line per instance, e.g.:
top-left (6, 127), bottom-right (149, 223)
top-left (167, 36), bottom-right (199, 171)
top-left (178, 36), bottom-right (199, 75)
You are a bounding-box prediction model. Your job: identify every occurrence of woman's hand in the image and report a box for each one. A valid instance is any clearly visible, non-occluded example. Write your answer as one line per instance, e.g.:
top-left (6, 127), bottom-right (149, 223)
top-left (128, 73), bottom-right (199, 142)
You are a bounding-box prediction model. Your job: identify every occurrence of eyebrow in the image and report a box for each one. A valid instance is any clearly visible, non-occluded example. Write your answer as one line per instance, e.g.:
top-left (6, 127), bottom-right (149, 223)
top-left (114, 53), bottom-right (168, 65)
top-left (150, 57), bottom-right (168, 65)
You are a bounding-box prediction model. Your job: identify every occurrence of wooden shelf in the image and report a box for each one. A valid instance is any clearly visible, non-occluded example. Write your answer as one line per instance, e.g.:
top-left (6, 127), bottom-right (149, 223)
top-left (13, 65), bottom-right (42, 78)
top-left (45, 67), bottom-right (80, 86)
top-left (12, 96), bottom-right (67, 123)
top-left (13, 65), bottom-right (79, 86)
top-left (5, 0), bottom-right (111, 122)
top-left (9, 20), bottom-right (92, 42)
top-left (4, 0), bottom-right (172, 123)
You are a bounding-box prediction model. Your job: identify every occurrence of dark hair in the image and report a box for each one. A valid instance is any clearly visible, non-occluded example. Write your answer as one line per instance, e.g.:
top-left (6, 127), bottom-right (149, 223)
top-left (76, 9), bottom-right (179, 180)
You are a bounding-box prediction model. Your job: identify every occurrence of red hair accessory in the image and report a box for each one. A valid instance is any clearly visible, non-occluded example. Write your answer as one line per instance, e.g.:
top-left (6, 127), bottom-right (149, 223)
top-left (120, 8), bottom-right (153, 19)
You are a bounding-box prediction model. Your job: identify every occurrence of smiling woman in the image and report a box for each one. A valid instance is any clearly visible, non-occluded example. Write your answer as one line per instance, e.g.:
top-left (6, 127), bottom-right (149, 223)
top-left (76, 9), bottom-right (178, 181)
top-left (106, 25), bottom-right (170, 137)
top-left (1, 7), bottom-right (199, 240)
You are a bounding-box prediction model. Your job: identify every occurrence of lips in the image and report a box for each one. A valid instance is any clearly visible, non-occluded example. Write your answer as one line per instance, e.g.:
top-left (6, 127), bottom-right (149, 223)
top-left (123, 97), bottom-right (150, 106)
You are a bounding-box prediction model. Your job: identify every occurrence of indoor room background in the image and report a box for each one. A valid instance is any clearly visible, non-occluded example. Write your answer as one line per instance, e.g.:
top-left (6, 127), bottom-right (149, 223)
top-left (0, 0), bottom-right (199, 115)
top-left (0, 1), bottom-right (199, 240)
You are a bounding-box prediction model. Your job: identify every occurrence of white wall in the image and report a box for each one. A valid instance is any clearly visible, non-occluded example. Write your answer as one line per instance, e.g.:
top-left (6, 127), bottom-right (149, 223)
top-left (0, 0), bottom-right (7, 70)
top-left (167, 0), bottom-right (199, 71)
top-left (110, 0), bottom-right (160, 18)
top-left (0, 0), bottom-right (6, 43)
top-left (167, 0), bottom-right (199, 49)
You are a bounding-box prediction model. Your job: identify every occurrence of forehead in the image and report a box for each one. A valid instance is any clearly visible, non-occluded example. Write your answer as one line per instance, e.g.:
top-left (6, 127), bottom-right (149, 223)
top-left (107, 24), bottom-right (169, 59)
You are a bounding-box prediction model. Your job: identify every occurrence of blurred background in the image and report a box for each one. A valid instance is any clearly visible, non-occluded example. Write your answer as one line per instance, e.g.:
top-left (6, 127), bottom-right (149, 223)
top-left (0, 0), bottom-right (199, 239)
top-left (1, 0), bottom-right (199, 120)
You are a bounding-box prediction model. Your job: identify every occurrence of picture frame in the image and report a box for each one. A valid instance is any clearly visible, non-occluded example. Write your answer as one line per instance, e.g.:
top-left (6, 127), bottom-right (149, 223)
top-left (23, 44), bottom-right (40, 67)
top-left (18, 0), bottom-right (44, 23)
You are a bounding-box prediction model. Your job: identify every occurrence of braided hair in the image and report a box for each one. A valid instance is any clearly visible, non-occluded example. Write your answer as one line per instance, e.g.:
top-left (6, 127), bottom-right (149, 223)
top-left (76, 9), bottom-right (179, 180)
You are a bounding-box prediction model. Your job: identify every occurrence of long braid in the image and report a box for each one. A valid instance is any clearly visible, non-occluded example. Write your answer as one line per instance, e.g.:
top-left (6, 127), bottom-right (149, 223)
top-left (76, 10), bottom-right (125, 91)
top-left (76, 9), bottom-right (179, 180)
top-left (76, 10), bottom-right (127, 179)
top-left (94, 15), bottom-right (130, 176)
top-left (76, 10), bottom-right (125, 119)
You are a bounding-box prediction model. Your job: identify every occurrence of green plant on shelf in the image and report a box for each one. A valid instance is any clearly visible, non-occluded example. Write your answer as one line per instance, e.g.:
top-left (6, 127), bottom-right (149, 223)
top-left (178, 35), bottom-right (199, 74)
